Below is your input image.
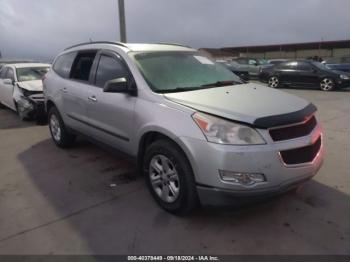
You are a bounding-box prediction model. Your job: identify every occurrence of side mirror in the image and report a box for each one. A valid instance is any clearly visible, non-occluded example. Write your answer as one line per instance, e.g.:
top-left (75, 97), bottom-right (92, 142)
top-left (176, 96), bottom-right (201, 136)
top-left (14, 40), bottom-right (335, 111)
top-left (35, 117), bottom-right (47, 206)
top-left (103, 77), bottom-right (128, 93)
top-left (3, 79), bottom-right (14, 85)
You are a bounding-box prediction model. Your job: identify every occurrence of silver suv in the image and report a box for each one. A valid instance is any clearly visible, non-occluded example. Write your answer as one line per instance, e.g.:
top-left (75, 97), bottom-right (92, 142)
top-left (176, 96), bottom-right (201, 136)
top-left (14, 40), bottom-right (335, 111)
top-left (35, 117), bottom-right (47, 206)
top-left (43, 42), bottom-right (324, 214)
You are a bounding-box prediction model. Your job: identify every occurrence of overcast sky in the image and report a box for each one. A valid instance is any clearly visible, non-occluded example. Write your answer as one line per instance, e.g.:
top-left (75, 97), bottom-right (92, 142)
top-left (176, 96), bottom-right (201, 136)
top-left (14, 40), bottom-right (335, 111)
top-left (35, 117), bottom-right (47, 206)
top-left (1, 0), bottom-right (350, 60)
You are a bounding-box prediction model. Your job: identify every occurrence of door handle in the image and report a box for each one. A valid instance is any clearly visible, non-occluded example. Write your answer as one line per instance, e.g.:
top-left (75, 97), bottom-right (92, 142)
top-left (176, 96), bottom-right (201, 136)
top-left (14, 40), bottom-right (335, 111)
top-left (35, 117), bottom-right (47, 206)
top-left (61, 87), bottom-right (68, 93)
top-left (88, 95), bottom-right (97, 102)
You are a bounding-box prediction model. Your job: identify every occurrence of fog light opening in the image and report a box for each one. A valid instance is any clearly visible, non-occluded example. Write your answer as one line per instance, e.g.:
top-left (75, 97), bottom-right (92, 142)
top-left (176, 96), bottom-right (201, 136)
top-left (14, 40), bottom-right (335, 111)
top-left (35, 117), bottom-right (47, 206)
top-left (219, 170), bottom-right (266, 186)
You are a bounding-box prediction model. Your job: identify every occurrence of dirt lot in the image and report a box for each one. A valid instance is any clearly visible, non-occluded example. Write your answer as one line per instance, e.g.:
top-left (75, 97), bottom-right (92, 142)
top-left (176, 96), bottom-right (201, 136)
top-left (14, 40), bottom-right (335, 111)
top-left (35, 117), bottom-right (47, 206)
top-left (0, 87), bottom-right (349, 255)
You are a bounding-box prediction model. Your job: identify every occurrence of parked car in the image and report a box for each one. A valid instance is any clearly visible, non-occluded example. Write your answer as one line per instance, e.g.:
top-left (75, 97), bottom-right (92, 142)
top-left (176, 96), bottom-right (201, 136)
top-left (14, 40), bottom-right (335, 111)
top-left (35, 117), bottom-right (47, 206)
top-left (326, 63), bottom-right (350, 73)
top-left (261, 60), bottom-right (350, 91)
top-left (324, 56), bottom-right (350, 64)
top-left (216, 60), bottom-right (250, 81)
top-left (0, 59), bottom-right (36, 71)
top-left (0, 63), bottom-right (50, 120)
top-left (232, 57), bottom-right (273, 79)
top-left (44, 42), bottom-right (324, 214)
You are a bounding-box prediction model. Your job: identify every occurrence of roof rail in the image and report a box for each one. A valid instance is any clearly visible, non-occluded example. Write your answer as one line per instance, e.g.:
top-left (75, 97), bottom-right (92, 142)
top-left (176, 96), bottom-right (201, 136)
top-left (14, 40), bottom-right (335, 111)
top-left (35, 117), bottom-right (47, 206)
top-left (64, 41), bottom-right (128, 51)
top-left (156, 42), bottom-right (192, 48)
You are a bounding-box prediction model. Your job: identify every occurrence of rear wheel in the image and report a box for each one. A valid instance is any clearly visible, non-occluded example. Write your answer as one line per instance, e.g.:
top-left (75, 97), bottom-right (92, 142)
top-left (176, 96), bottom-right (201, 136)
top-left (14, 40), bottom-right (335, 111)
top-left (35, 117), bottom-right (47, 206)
top-left (143, 139), bottom-right (198, 215)
top-left (320, 78), bottom-right (335, 91)
top-left (48, 106), bottom-right (76, 148)
top-left (268, 76), bottom-right (280, 88)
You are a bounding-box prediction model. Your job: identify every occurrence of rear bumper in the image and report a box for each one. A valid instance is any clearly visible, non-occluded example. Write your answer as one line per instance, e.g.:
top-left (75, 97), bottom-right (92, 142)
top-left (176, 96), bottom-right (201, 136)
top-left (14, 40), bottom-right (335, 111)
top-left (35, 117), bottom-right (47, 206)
top-left (258, 72), bottom-right (270, 82)
top-left (233, 71), bottom-right (250, 81)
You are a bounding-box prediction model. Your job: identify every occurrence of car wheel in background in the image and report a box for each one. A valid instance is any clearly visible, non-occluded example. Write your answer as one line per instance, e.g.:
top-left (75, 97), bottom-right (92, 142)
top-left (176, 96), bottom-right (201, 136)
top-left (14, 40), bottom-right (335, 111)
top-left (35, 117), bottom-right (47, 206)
top-left (268, 76), bottom-right (280, 88)
top-left (48, 106), bottom-right (76, 148)
top-left (143, 139), bottom-right (198, 215)
top-left (320, 78), bottom-right (335, 91)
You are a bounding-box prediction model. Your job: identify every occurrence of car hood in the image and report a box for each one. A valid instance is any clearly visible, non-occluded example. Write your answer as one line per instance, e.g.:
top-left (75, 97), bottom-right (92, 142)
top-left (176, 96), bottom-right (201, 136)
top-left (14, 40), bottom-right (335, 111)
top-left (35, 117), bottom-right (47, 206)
top-left (17, 80), bottom-right (43, 92)
top-left (164, 83), bottom-right (316, 128)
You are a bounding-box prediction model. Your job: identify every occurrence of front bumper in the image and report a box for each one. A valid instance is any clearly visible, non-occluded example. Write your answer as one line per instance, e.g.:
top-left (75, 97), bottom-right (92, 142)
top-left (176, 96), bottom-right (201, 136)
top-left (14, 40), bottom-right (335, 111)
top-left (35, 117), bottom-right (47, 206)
top-left (337, 79), bottom-right (350, 88)
top-left (17, 96), bottom-right (46, 120)
top-left (178, 123), bottom-right (324, 205)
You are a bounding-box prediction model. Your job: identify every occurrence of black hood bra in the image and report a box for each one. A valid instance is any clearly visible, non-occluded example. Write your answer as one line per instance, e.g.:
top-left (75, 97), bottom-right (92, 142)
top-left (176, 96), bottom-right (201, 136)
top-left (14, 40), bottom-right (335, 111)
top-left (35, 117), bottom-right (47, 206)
top-left (254, 103), bottom-right (317, 129)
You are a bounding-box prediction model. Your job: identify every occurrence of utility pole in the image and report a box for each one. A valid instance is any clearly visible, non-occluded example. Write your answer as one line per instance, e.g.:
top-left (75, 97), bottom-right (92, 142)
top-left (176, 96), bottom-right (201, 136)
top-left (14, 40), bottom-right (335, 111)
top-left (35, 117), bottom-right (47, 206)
top-left (118, 0), bottom-right (127, 43)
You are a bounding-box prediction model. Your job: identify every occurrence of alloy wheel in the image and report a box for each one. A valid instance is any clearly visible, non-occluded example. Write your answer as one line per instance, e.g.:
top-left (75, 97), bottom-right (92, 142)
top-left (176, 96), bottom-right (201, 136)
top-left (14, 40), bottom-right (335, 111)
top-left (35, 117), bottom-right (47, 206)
top-left (320, 78), bottom-right (335, 91)
top-left (149, 154), bottom-right (180, 203)
top-left (268, 76), bottom-right (279, 88)
top-left (50, 114), bottom-right (61, 142)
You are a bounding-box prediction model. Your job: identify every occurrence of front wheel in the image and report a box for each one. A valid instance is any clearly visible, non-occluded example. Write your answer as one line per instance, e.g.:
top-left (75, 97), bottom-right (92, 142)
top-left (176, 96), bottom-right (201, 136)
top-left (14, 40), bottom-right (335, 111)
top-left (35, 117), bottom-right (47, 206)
top-left (143, 139), bottom-right (198, 215)
top-left (320, 78), bottom-right (335, 91)
top-left (268, 76), bottom-right (280, 88)
top-left (48, 106), bottom-right (76, 148)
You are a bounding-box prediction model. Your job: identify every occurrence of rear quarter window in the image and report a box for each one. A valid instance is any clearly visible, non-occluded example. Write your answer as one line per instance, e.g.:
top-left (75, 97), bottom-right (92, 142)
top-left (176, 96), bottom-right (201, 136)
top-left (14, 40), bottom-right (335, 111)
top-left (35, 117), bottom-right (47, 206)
top-left (53, 52), bottom-right (77, 78)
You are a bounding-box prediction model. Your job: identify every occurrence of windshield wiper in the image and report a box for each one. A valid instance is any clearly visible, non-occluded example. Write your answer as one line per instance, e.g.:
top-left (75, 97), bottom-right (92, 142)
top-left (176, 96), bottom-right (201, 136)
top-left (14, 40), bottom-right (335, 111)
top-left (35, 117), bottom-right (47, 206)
top-left (200, 80), bottom-right (241, 87)
top-left (157, 87), bottom-right (200, 93)
top-left (157, 80), bottom-right (242, 93)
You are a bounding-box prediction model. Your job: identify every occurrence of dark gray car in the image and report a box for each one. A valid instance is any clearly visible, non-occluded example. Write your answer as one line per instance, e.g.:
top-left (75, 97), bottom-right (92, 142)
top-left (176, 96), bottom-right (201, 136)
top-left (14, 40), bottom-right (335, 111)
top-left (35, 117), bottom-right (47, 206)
top-left (232, 57), bottom-right (273, 78)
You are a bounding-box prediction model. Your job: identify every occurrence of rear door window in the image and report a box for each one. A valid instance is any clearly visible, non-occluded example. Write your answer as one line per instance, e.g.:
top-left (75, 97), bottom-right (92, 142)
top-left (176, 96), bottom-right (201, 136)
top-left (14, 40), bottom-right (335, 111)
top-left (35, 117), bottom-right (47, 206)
top-left (53, 52), bottom-right (77, 78)
top-left (297, 62), bottom-right (313, 71)
top-left (248, 59), bottom-right (257, 65)
top-left (70, 51), bottom-right (97, 82)
top-left (94, 54), bottom-right (130, 88)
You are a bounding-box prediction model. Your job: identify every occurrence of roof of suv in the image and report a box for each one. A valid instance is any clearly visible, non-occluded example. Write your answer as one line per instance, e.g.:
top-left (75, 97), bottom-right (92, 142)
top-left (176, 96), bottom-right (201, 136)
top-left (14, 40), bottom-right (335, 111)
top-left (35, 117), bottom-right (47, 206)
top-left (125, 43), bottom-right (195, 52)
top-left (5, 63), bottom-right (51, 69)
top-left (64, 42), bottom-right (196, 53)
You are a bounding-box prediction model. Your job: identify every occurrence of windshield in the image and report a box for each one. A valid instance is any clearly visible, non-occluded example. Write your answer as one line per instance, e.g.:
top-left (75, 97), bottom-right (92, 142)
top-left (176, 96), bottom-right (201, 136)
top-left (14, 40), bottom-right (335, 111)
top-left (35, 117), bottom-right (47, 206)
top-left (16, 67), bottom-right (50, 82)
top-left (130, 52), bottom-right (242, 93)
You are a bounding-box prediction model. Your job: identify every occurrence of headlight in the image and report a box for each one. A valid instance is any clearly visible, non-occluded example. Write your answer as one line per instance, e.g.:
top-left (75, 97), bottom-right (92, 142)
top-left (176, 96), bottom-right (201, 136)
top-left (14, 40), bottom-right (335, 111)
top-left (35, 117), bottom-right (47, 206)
top-left (192, 112), bottom-right (266, 145)
top-left (340, 75), bottom-right (349, 80)
top-left (19, 87), bottom-right (30, 97)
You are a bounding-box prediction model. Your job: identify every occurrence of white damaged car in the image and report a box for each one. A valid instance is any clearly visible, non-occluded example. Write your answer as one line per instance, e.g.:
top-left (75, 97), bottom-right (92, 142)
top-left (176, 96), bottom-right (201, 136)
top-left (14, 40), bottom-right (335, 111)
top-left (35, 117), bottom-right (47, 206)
top-left (0, 63), bottom-right (50, 121)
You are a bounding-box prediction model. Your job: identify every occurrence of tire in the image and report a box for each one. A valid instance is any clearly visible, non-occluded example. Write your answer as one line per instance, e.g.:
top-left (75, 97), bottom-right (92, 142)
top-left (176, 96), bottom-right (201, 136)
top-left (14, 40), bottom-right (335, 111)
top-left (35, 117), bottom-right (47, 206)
top-left (320, 78), bottom-right (335, 91)
top-left (268, 76), bottom-right (280, 88)
top-left (48, 106), bottom-right (76, 148)
top-left (143, 139), bottom-right (198, 215)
